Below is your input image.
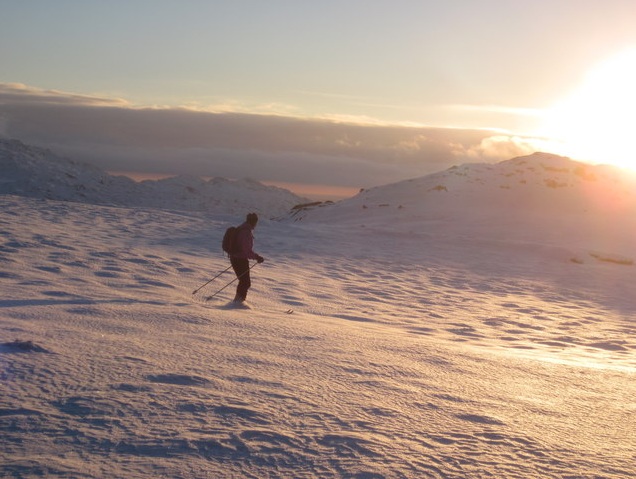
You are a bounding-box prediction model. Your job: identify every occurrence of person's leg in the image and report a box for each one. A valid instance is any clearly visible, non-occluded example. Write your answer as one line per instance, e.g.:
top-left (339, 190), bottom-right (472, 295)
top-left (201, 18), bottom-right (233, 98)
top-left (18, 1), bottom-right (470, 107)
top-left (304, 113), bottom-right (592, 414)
top-left (231, 258), bottom-right (251, 301)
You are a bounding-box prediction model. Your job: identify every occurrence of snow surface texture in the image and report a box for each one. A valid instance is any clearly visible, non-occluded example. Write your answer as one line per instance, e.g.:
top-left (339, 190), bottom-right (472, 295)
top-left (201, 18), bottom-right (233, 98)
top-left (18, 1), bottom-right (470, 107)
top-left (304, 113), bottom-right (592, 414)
top-left (1, 144), bottom-right (635, 478)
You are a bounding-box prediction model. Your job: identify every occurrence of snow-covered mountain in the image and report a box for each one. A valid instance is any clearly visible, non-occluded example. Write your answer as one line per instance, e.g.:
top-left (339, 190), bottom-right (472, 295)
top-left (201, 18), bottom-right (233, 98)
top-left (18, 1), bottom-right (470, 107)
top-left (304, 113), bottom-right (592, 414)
top-left (292, 152), bottom-right (636, 222)
top-left (0, 139), bottom-right (308, 217)
top-left (290, 152), bottom-right (636, 261)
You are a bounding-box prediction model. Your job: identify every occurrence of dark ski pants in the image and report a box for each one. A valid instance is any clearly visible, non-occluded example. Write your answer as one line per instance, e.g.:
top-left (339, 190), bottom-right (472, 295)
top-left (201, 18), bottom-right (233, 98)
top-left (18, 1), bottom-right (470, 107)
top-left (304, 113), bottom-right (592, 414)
top-left (230, 258), bottom-right (251, 301)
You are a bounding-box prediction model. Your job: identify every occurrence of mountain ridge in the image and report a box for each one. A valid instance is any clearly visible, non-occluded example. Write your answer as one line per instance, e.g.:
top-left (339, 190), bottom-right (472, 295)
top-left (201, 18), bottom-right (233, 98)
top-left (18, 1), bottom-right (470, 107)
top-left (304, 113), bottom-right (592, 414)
top-left (0, 139), bottom-right (308, 217)
top-left (290, 152), bottom-right (636, 222)
top-left (286, 152), bottom-right (636, 261)
top-left (3, 138), bottom-right (636, 259)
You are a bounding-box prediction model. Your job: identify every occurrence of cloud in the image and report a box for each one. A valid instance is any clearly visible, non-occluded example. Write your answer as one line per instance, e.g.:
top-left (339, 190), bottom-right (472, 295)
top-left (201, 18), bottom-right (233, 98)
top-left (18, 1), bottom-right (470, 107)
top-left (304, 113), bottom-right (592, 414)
top-left (0, 83), bottom-right (130, 108)
top-left (449, 103), bottom-right (542, 117)
top-left (0, 83), bottom-right (546, 194)
top-left (461, 135), bottom-right (540, 161)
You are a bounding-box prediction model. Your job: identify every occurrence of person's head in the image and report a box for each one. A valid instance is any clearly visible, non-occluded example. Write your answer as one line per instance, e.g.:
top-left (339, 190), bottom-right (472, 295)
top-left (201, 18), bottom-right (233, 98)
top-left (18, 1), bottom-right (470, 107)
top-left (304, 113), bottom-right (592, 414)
top-left (246, 212), bottom-right (258, 227)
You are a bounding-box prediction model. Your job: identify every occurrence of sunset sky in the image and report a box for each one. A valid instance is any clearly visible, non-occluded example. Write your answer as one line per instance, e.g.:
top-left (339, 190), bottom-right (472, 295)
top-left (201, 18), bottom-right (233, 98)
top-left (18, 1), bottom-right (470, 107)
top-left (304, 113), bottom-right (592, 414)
top-left (2, 0), bottom-right (636, 199)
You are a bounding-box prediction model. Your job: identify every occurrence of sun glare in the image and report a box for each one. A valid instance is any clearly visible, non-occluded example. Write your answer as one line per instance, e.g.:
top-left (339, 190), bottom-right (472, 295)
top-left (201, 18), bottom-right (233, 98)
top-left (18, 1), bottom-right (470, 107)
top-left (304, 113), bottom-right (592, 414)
top-left (540, 49), bottom-right (636, 170)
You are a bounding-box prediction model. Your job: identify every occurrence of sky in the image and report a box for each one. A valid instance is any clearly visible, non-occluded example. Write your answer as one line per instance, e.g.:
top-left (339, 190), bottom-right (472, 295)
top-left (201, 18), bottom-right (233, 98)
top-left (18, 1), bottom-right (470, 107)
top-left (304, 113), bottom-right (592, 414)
top-left (1, 0), bottom-right (636, 199)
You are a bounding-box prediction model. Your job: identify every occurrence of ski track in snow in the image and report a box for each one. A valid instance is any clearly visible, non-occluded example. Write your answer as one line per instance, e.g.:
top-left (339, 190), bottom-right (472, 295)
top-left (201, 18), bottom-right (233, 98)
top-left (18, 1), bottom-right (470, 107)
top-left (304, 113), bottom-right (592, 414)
top-left (1, 195), bottom-right (635, 479)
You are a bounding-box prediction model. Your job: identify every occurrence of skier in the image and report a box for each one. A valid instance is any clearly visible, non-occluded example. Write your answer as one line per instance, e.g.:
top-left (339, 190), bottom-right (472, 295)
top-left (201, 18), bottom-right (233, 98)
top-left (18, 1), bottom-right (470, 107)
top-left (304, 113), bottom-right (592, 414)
top-left (230, 213), bottom-right (264, 304)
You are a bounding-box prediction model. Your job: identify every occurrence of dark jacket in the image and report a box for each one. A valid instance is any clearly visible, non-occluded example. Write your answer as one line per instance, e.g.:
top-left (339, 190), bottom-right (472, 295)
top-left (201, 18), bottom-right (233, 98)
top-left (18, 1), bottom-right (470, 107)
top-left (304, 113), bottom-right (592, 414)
top-left (230, 222), bottom-right (259, 260)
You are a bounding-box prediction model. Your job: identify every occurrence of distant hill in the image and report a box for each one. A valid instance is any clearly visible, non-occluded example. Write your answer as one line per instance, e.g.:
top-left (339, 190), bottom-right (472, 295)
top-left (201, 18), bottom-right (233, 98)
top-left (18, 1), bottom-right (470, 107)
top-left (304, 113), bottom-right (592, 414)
top-left (289, 152), bottom-right (636, 257)
top-left (0, 139), bottom-right (308, 217)
top-left (291, 152), bottom-right (636, 220)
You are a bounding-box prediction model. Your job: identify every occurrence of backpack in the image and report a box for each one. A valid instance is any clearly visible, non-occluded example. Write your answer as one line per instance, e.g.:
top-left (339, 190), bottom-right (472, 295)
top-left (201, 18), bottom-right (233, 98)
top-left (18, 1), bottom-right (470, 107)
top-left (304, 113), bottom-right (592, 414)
top-left (222, 226), bottom-right (239, 256)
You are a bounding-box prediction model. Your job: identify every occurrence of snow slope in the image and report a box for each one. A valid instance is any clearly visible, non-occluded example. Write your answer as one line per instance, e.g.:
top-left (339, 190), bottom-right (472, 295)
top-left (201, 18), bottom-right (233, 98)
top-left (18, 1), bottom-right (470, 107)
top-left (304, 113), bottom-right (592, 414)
top-left (0, 139), bottom-right (307, 217)
top-left (290, 152), bottom-right (636, 254)
top-left (1, 150), bottom-right (635, 478)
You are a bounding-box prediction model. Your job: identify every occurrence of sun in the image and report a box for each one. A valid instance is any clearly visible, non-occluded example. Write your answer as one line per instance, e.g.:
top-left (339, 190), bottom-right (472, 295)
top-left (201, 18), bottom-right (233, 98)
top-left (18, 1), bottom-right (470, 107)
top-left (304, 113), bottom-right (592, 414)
top-left (540, 48), bottom-right (636, 170)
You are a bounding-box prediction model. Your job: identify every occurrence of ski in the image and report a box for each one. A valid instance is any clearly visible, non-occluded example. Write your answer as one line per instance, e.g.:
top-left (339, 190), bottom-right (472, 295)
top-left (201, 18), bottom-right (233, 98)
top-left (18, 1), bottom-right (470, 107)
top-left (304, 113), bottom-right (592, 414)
top-left (200, 296), bottom-right (294, 315)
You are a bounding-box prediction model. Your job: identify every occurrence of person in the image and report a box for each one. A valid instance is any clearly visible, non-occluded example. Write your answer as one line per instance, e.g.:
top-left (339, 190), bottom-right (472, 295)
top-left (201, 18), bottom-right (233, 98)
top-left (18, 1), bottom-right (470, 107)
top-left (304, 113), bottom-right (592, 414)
top-left (230, 213), bottom-right (264, 304)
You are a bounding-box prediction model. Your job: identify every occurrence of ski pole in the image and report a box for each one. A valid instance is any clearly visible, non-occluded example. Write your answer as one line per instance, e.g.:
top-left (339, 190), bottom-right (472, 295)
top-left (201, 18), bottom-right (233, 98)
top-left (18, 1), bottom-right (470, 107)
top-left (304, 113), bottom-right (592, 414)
top-left (205, 262), bottom-right (258, 301)
top-left (192, 264), bottom-right (234, 295)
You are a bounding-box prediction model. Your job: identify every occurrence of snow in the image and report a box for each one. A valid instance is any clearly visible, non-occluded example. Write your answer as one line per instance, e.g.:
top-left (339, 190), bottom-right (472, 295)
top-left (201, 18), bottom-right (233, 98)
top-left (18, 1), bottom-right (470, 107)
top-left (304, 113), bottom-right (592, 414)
top-left (1, 142), bottom-right (635, 478)
top-left (0, 139), bottom-right (308, 217)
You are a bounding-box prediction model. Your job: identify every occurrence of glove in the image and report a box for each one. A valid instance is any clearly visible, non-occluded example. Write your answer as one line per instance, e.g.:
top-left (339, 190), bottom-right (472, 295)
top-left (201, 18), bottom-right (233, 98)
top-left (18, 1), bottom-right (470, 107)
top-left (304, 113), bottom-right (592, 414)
top-left (256, 255), bottom-right (265, 264)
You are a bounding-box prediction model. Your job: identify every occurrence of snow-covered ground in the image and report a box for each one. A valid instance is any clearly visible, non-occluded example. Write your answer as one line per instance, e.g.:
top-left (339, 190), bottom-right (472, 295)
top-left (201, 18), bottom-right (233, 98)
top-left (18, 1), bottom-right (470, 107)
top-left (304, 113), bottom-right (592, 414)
top-left (1, 148), bottom-right (635, 478)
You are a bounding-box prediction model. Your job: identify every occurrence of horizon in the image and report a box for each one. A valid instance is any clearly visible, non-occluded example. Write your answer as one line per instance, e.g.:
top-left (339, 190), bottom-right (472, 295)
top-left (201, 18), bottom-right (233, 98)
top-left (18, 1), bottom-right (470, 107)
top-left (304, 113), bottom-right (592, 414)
top-left (4, 136), bottom-right (636, 204)
top-left (1, 2), bottom-right (635, 194)
top-left (107, 169), bottom-right (358, 201)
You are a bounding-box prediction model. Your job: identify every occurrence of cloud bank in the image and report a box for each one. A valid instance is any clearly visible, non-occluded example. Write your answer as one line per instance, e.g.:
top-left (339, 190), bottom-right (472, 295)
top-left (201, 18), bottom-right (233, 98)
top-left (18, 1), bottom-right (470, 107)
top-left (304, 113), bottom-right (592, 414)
top-left (0, 83), bottom-right (542, 199)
